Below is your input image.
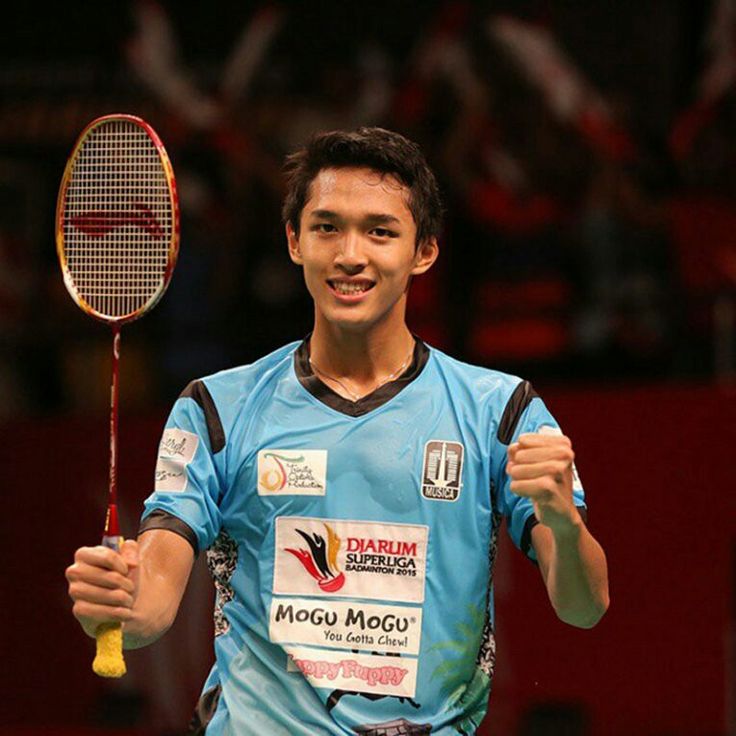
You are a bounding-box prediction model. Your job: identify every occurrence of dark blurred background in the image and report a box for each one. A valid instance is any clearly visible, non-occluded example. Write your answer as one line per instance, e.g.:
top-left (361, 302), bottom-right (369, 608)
top-left (1, 1), bottom-right (735, 735)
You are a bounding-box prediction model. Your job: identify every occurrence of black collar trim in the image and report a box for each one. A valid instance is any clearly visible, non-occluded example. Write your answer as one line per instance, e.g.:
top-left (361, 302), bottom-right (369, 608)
top-left (294, 336), bottom-right (429, 417)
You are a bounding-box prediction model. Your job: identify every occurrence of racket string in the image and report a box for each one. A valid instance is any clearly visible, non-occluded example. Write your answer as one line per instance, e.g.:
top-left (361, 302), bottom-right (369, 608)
top-left (62, 119), bottom-right (174, 319)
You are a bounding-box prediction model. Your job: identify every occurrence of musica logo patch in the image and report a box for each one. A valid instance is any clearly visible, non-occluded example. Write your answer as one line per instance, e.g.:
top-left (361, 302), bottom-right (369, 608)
top-left (257, 449), bottom-right (327, 496)
top-left (421, 440), bottom-right (464, 502)
top-left (284, 523), bottom-right (345, 593)
top-left (274, 518), bottom-right (428, 603)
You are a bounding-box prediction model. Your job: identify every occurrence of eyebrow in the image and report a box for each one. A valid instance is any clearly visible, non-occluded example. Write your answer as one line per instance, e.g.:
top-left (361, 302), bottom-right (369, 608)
top-left (309, 209), bottom-right (402, 226)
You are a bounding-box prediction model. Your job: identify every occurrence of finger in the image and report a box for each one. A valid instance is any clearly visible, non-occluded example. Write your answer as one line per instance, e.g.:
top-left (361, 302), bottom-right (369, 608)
top-left (509, 478), bottom-right (556, 498)
top-left (507, 460), bottom-right (571, 481)
top-left (518, 432), bottom-right (571, 448)
top-left (68, 580), bottom-right (135, 609)
top-left (73, 546), bottom-right (129, 575)
top-left (66, 562), bottom-right (135, 593)
top-left (510, 445), bottom-right (574, 465)
top-left (509, 478), bottom-right (554, 503)
top-left (72, 599), bottom-right (134, 625)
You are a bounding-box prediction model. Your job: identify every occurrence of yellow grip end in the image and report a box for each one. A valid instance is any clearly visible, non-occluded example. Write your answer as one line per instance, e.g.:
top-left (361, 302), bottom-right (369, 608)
top-left (93, 622), bottom-right (126, 678)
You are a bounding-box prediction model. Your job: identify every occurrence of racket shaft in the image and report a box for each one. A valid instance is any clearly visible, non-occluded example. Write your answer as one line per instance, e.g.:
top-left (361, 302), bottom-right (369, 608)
top-left (107, 325), bottom-right (120, 522)
top-left (95, 324), bottom-right (125, 676)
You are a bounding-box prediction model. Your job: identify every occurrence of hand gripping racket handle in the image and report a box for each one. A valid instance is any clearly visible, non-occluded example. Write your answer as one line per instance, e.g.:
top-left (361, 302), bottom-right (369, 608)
top-left (93, 533), bottom-right (126, 678)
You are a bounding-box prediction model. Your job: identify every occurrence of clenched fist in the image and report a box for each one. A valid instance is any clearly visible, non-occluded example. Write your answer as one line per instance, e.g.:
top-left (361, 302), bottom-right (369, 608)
top-left (65, 540), bottom-right (140, 638)
top-left (506, 431), bottom-right (582, 535)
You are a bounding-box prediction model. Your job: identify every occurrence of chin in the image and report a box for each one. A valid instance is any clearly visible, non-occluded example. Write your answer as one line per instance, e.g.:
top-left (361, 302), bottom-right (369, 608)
top-left (314, 292), bottom-right (405, 333)
top-left (324, 313), bottom-right (377, 332)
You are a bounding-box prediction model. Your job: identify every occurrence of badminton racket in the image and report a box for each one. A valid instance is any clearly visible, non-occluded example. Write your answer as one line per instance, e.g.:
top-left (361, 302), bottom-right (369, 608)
top-left (56, 113), bottom-right (179, 677)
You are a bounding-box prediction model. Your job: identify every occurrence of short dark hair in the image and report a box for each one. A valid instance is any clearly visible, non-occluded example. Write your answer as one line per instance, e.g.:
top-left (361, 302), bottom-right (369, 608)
top-left (281, 127), bottom-right (443, 245)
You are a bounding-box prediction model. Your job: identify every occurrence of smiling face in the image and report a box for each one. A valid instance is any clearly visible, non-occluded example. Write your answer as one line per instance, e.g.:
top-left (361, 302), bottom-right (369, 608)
top-left (287, 167), bottom-right (438, 334)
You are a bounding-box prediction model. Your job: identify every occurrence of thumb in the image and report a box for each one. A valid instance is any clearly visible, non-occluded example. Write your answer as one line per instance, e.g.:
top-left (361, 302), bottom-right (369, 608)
top-left (120, 538), bottom-right (139, 569)
top-left (120, 539), bottom-right (140, 601)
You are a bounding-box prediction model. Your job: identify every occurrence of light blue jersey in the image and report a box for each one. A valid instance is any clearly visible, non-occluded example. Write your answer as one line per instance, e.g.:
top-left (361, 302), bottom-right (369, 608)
top-left (140, 339), bottom-right (586, 735)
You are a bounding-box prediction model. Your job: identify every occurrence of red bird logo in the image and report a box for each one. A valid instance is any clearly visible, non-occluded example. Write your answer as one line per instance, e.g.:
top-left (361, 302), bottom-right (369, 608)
top-left (286, 524), bottom-right (345, 593)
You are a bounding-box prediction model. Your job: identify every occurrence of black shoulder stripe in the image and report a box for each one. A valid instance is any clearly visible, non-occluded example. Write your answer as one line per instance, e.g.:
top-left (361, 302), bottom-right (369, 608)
top-left (138, 509), bottom-right (199, 556)
top-left (187, 684), bottom-right (221, 735)
top-left (497, 380), bottom-right (539, 444)
top-left (181, 380), bottom-right (226, 454)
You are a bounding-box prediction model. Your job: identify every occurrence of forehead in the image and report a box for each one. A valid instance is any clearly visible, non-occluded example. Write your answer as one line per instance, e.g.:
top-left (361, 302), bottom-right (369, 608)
top-left (303, 167), bottom-right (413, 222)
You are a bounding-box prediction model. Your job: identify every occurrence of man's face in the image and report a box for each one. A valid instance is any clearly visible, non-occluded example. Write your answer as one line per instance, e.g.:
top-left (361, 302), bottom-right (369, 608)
top-left (287, 167), bottom-right (437, 332)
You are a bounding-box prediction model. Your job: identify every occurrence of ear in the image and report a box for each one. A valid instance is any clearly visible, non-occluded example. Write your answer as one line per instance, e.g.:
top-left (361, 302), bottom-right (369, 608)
top-left (411, 237), bottom-right (439, 276)
top-left (286, 222), bottom-right (303, 265)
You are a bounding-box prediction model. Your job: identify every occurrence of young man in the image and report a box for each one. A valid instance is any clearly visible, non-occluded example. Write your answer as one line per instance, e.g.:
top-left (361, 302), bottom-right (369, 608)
top-left (66, 127), bottom-right (609, 735)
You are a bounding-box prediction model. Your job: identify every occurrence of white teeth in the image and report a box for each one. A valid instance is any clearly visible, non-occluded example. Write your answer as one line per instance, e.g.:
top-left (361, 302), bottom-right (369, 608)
top-left (332, 281), bottom-right (370, 295)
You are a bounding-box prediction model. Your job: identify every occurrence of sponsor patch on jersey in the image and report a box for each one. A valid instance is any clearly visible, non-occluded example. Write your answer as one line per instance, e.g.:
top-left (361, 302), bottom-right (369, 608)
top-left (257, 449), bottom-right (327, 496)
top-left (421, 440), bottom-right (464, 502)
top-left (269, 597), bottom-right (422, 656)
top-left (285, 646), bottom-right (418, 698)
top-left (538, 425), bottom-right (583, 491)
top-left (154, 428), bottom-right (199, 492)
top-left (274, 517), bottom-right (428, 603)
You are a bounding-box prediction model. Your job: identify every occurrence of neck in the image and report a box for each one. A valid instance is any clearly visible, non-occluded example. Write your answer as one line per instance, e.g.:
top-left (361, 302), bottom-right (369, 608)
top-left (309, 315), bottom-right (415, 387)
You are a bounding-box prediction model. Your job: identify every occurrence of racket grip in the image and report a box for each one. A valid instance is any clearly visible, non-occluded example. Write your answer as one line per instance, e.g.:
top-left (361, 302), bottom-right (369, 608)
top-left (93, 535), bottom-right (126, 678)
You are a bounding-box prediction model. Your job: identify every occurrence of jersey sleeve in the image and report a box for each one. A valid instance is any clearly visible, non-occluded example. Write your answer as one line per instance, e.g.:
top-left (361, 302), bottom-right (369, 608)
top-left (492, 380), bottom-right (587, 563)
top-left (138, 381), bottom-right (225, 555)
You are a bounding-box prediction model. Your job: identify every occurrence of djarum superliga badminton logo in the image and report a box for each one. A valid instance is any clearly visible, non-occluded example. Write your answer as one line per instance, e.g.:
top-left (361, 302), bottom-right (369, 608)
top-left (285, 524), bottom-right (346, 593)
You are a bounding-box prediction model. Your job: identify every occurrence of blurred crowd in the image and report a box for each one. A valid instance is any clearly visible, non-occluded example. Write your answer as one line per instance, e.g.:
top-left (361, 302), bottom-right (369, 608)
top-left (2, 0), bottom-right (736, 420)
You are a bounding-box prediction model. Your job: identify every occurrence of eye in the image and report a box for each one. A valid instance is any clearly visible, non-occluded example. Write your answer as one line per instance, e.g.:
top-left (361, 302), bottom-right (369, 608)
top-left (311, 223), bottom-right (337, 234)
top-left (370, 227), bottom-right (398, 239)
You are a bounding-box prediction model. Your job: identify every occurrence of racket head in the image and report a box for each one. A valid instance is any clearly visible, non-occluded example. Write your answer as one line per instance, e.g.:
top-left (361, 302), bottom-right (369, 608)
top-left (56, 114), bottom-right (180, 324)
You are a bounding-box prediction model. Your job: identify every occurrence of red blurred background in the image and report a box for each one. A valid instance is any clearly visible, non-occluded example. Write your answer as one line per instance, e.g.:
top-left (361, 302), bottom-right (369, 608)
top-left (1, 381), bottom-right (733, 735)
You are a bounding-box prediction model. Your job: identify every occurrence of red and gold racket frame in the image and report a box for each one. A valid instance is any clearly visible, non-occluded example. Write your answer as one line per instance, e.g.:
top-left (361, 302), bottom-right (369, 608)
top-left (56, 114), bottom-right (180, 678)
top-left (55, 113), bottom-right (180, 324)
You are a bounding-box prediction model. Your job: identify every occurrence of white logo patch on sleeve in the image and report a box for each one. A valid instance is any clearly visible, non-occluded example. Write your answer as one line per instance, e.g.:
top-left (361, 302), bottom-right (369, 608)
top-left (285, 646), bottom-right (419, 698)
top-left (154, 428), bottom-right (199, 492)
top-left (257, 449), bottom-right (327, 496)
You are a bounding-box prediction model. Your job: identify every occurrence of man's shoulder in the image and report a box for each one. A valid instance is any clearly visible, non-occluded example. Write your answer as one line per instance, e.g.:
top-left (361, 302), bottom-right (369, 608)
top-left (425, 345), bottom-right (545, 443)
top-left (425, 343), bottom-right (526, 397)
top-left (179, 340), bottom-right (301, 406)
top-left (163, 342), bottom-right (301, 457)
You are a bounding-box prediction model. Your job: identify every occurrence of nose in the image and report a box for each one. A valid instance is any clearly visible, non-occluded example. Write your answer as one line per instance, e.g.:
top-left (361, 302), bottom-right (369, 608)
top-left (334, 230), bottom-right (367, 274)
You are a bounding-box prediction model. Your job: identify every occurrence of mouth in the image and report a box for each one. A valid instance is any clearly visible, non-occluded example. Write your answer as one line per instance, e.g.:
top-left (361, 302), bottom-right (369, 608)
top-left (327, 279), bottom-right (375, 299)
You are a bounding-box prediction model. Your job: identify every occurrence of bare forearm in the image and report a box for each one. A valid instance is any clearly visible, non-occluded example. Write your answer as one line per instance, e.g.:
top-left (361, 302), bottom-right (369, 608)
top-left (123, 530), bottom-right (195, 649)
top-left (535, 521), bottom-right (609, 628)
top-left (122, 565), bottom-right (184, 649)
